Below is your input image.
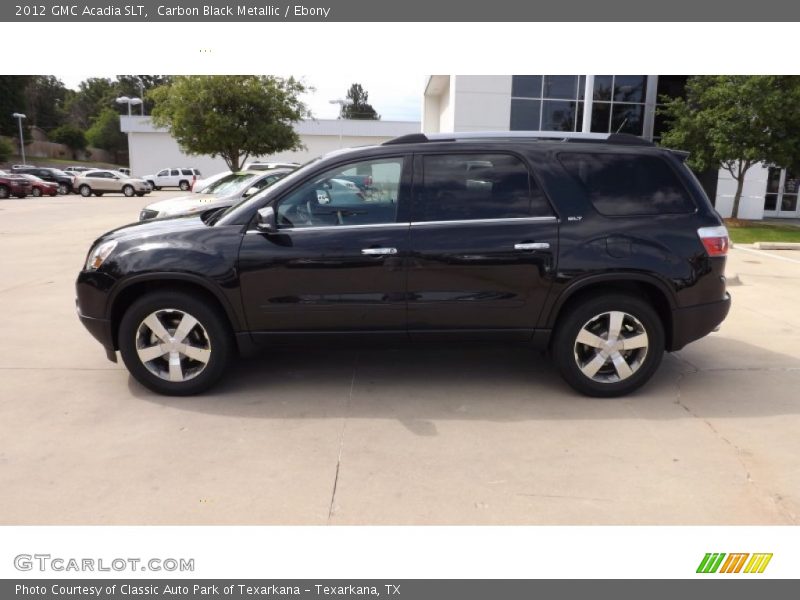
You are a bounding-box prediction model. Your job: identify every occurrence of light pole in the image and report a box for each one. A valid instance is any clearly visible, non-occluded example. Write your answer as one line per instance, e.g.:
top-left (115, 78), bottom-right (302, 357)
top-left (116, 96), bottom-right (143, 116)
top-left (328, 98), bottom-right (353, 148)
top-left (11, 113), bottom-right (26, 165)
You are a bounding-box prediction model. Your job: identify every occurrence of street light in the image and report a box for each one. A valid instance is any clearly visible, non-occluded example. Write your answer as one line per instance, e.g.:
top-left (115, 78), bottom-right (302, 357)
top-left (328, 98), bottom-right (353, 147)
top-left (116, 96), bottom-right (143, 116)
top-left (11, 113), bottom-right (26, 165)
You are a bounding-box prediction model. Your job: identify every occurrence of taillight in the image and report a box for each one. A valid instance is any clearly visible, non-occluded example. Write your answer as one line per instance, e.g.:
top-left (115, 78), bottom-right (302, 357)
top-left (698, 225), bottom-right (729, 257)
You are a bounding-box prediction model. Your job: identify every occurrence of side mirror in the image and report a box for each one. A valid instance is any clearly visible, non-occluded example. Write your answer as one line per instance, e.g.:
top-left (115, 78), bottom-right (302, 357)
top-left (256, 206), bottom-right (278, 234)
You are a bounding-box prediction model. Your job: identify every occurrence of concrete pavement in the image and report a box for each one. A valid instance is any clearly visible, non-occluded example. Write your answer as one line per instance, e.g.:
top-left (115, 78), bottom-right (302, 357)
top-left (0, 193), bottom-right (798, 524)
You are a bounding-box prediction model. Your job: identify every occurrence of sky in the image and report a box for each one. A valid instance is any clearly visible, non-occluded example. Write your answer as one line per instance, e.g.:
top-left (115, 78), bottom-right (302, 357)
top-left (59, 73), bottom-right (425, 122)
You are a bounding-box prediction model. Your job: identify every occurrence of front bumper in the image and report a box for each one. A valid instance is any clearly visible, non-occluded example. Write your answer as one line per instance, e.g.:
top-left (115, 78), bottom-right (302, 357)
top-left (669, 292), bottom-right (731, 351)
top-left (76, 270), bottom-right (118, 362)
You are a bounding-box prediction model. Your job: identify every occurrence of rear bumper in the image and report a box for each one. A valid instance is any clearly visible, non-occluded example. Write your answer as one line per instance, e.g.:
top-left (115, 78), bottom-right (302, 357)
top-left (669, 293), bottom-right (731, 351)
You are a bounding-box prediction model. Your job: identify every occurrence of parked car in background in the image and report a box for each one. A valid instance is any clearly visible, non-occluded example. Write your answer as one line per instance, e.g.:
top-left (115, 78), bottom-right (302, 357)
top-left (11, 166), bottom-right (75, 194)
top-left (77, 132), bottom-right (731, 397)
top-left (244, 161), bottom-right (301, 171)
top-left (64, 166), bottom-right (92, 175)
top-left (142, 168), bottom-right (202, 191)
top-left (118, 168), bottom-right (131, 176)
top-left (139, 169), bottom-right (291, 221)
top-left (18, 174), bottom-right (59, 197)
top-left (0, 172), bottom-right (33, 198)
top-left (74, 170), bottom-right (151, 197)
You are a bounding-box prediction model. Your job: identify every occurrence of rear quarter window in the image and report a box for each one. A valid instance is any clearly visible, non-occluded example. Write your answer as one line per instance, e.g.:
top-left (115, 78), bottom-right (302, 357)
top-left (558, 152), bottom-right (695, 216)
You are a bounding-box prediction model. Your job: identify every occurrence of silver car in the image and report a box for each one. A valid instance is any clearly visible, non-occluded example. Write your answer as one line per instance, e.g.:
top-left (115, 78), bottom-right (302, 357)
top-left (75, 170), bottom-right (151, 197)
top-left (138, 169), bottom-right (292, 220)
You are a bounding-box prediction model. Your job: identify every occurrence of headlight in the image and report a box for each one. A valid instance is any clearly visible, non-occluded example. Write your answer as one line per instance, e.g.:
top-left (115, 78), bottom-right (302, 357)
top-left (85, 240), bottom-right (118, 270)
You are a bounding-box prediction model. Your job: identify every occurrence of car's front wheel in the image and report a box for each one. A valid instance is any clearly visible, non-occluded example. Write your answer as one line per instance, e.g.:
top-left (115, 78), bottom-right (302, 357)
top-left (32, 187), bottom-right (42, 197)
top-left (123, 185), bottom-right (135, 197)
top-left (58, 183), bottom-right (69, 195)
top-left (118, 291), bottom-right (233, 396)
top-left (552, 293), bottom-right (664, 397)
top-left (79, 185), bottom-right (92, 197)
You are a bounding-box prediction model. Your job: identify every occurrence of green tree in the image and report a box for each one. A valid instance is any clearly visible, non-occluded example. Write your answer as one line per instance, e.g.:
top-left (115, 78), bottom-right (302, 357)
top-left (51, 124), bottom-right (87, 160)
top-left (64, 77), bottom-right (116, 129)
top-left (340, 83), bottom-right (380, 120)
top-left (149, 75), bottom-right (309, 171)
top-left (0, 76), bottom-right (31, 137)
top-left (0, 137), bottom-right (13, 162)
top-left (86, 108), bottom-right (127, 158)
top-left (659, 75), bottom-right (800, 219)
top-left (24, 76), bottom-right (68, 131)
top-left (115, 75), bottom-right (173, 115)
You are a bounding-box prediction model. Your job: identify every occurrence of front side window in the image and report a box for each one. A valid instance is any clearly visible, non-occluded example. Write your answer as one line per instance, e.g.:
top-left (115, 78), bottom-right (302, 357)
top-left (559, 152), bottom-right (695, 216)
top-left (157, 170), bottom-right (168, 177)
top-left (415, 153), bottom-right (551, 222)
top-left (276, 157), bottom-right (403, 228)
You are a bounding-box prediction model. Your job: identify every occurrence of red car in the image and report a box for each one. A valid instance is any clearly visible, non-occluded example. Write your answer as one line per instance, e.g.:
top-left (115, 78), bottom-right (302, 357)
top-left (0, 172), bottom-right (32, 199)
top-left (19, 173), bottom-right (59, 197)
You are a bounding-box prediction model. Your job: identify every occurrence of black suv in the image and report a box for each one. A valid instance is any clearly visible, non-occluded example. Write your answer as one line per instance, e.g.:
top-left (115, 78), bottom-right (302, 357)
top-left (76, 132), bottom-right (730, 397)
top-left (12, 166), bottom-right (74, 194)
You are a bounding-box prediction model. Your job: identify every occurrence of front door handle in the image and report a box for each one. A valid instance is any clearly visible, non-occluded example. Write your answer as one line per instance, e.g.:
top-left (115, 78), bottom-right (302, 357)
top-left (514, 242), bottom-right (550, 251)
top-left (361, 247), bottom-right (398, 255)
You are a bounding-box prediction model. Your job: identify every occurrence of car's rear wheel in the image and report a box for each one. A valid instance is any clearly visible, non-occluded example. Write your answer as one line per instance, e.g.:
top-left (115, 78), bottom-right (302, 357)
top-left (79, 185), bottom-right (92, 197)
top-left (179, 180), bottom-right (190, 191)
top-left (32, 187), bottom-right (42, 197)
top-left (58, 183), bottom-right (69, 195)
top-left (118, 291), bottom-right (233, 396)
top-left (553, 294), bottom-right (664, 397)
top-left (123, 185), bottom-right (135, 197)
top-left (0, 185), bottom-right (9, 199)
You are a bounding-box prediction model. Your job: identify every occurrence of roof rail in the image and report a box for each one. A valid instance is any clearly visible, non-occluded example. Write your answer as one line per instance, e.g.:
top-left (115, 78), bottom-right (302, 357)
top-left (382, 131), bottom-right (654, 147)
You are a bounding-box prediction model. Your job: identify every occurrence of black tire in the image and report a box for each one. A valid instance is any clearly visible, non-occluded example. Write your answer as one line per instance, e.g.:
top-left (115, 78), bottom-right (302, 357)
top-left (32, 187), bottom-right (42, 197)
top-left (118, 291), bottom-right (233, 396)
top-left (57, 183), bottom-right (69, 195)
top-left (79, 185), bottom-right (92, 197)
top-left (123, 185), bottom-right (135, 197)
top-left (552, 293), bottom-right (665, 397)
top-left (94, 192), bottom-right (104, 197)
top-left (0, 185), bottom-right (9, 199)
top-left (136, 192), bottom-right (145, 197)
top-left (179, 180), bottom-right (190, 191)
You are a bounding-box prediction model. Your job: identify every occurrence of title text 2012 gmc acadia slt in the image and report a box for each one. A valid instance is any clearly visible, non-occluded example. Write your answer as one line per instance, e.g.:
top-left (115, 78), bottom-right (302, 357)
top-left (76, 132), bottom-right (731, 397)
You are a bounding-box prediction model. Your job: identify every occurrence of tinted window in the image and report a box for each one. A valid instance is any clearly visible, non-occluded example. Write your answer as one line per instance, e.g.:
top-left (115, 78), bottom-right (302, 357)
top-left (416, 153), bottom-right (551, 222)
top-left (181, 169), bottom-right (194, 175)
top-left (559, 153), bottom-right (695, 216)
top-left (85, 171), bottom-right (103, 178)
top-left (276, 157), bottom-right (403, 228)
top-left (170, 169), bottom-right (180, 176)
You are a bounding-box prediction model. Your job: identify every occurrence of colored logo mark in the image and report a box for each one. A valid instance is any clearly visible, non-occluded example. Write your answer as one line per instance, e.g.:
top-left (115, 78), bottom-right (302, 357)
top-left (696, 553), bottom-right (773, 574)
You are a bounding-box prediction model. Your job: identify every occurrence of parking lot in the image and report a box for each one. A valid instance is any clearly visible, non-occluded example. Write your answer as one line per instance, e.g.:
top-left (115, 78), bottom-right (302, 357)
top-left (0, 190), bottom-right (799, 525)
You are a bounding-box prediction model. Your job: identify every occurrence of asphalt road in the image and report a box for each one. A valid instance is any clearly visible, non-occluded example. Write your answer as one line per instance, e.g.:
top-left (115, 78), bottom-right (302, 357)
top-left (0, 191), bottom-right (798, 524)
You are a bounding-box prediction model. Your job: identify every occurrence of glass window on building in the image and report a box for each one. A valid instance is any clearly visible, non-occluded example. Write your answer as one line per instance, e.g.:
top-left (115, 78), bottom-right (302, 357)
top-left (653, 75), bottom-right (689, 142)
top-left (589, 75), bottom-right (647, 136)
top-left (765, 167), bottom-right (800, 216)
top-left (510, 75), bottom-right (585, 132)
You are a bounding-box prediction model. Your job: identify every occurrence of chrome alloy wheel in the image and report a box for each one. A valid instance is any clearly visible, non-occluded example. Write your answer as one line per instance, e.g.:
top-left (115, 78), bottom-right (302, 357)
top-left (573, 311), bottom-right (649, 383)
top-left (135, 309), bottom-right (211, 382)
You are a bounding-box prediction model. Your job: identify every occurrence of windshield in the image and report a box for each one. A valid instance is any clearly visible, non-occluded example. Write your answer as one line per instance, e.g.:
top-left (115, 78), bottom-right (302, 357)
top-left (212, 158), bottom-right (321, 225)
top-left (204, 173), bottom-right (255, 195)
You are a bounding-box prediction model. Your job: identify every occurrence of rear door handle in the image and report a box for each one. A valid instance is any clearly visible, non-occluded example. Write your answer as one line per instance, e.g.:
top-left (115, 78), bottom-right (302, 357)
top-left (361, 247), bottom-right (398, 255)
top-left (514, 242), bottom-right (550, 251)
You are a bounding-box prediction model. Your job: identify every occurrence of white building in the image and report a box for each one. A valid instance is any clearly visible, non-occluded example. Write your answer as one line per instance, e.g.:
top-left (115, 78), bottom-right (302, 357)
top-left (120, 116), bottom-right (420, 178)
top-left (423, 75), bottom-right (798, 220)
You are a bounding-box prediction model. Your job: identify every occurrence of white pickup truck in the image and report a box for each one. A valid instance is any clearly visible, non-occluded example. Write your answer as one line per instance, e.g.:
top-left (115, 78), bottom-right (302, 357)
top-left (142, 168), bottom-right (202, 191)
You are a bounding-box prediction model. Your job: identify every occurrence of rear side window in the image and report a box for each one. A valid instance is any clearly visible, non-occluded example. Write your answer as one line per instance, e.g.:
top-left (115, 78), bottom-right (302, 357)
top-left (416, 153), bottom-right (552, 222)
top-left (182, 169), bottom-right (195, 176)
top-left (558, 152), bottom-right (695, 216)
